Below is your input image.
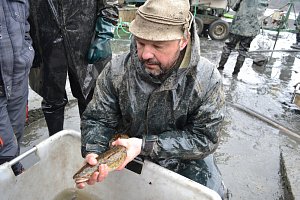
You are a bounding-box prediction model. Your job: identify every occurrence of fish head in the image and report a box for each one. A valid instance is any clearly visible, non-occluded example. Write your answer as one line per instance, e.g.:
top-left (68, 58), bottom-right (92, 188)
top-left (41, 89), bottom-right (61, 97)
top-left (73, 163), bottom-right (97, 184)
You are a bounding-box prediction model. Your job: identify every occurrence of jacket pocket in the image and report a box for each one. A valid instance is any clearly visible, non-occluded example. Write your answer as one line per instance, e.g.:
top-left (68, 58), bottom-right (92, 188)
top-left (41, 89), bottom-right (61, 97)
top-left (12, 42), bottom-right (35, 86)
top-left (7, 0), bottom-right (27, 23)
top-left (22, 40), bottom-right (35, 70)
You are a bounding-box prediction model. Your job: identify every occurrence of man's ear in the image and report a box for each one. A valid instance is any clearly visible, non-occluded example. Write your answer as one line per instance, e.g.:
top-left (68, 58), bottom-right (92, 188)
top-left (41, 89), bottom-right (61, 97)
top-left (179, 34), bottom-right (190, 51)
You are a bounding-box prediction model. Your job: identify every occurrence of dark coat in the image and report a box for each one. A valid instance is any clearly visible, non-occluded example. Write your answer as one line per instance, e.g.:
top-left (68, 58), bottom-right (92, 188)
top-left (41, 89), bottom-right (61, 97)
top-left (28, 0), bottom-right (116, 98)
top-left (0, 0), bottom-right (34, 99)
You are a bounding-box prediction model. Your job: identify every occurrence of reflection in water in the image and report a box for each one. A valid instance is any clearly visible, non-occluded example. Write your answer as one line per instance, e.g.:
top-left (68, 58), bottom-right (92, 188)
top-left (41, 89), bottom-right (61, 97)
top-left (53, 188), bottom-right (102, 200)
top-left (224, 78), bottom-right (238, 104)
top-left (279, 66), bottom-right (293, 81)
top-left (281, 54), bottom-right (295, 67)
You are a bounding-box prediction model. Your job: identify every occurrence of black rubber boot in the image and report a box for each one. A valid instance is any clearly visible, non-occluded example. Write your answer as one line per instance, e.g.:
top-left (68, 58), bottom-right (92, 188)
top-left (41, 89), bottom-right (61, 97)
top-left (232, 55), bottom-right (245, 75)
top-left (218, 53), bottom-right (230, 71)
top-left (43, 106), bottom-right (65, 136)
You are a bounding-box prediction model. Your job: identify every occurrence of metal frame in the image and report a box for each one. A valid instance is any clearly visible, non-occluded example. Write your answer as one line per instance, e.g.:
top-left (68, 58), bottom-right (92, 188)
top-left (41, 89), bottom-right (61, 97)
top-left (262, 0), bottom-right (298, 33)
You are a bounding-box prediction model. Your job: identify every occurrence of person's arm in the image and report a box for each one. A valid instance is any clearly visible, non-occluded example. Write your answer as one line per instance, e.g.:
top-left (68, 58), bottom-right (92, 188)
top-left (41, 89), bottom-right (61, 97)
top-left (78, 59), bottom-right (128, 189)
top-left (25, 1), bottom-right (32, 44)
top-left (81, 65), bottom-right (121, 158)
top-left (141, 66), bottom-right (225, 160)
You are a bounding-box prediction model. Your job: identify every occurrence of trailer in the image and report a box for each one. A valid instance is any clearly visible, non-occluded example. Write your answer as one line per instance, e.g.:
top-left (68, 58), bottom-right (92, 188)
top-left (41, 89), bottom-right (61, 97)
top-left (0, 130), bottom-right (221, 200)
top-left (191, 0), bottom-right (230, 40)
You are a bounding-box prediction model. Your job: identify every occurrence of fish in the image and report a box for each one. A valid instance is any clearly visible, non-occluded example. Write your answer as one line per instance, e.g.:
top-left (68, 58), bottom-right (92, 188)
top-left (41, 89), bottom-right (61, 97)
top-left (73, 134), bottom-right (128, 184)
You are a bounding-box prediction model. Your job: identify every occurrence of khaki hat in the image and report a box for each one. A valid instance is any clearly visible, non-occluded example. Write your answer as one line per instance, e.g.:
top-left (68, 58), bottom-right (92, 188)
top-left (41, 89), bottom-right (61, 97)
top-left (129, 0), bottom-right (193, 41)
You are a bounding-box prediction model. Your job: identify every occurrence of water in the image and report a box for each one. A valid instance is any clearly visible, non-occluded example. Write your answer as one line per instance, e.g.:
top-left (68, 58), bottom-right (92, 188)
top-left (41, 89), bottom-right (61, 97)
top-left (53, 188), bottom-right (102, 200)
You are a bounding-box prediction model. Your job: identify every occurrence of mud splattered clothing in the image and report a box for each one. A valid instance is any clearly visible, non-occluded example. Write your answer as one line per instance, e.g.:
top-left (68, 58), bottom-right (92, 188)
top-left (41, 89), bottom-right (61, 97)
top-left (81, 24), bottom-right (227, 197)
top-left (218, 0), bottom-right (269, 74)
top-left (230, 0), bottom-right (269, 37)
top-left (28, 0), bottom-right (118, 135)
top-left (0, 0), bottom-right (34, 175)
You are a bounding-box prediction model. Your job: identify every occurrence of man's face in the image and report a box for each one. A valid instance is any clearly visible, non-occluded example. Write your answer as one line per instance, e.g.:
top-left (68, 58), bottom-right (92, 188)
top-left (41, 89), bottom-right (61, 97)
top-left (135, 37), bottom-right (184, 76)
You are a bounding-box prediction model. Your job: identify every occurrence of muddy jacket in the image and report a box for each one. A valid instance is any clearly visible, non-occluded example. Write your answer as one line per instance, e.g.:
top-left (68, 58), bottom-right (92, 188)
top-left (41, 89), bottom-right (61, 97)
top-left (230, 0), bottom-right (269, 37)
top-left (28, 0), bottom-right (117, 98)
top-left (81, 23), bottom-right (225, 172)
top-left (0, 0), bottom-right (34, 99)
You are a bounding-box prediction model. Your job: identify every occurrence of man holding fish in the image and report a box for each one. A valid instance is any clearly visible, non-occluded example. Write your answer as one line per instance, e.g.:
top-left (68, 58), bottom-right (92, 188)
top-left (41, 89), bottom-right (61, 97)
top-left (77, 0), bottom-right (227, 198)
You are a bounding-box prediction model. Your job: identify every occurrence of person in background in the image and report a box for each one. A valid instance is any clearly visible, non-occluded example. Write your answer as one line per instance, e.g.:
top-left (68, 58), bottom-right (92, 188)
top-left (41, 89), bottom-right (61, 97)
top-left (0, 0), bottom-right (35, 175)
top-left (291, 11), bottom-right (300, 49)
top-left (217, 0), bottom-right (269, 75)
top-left (28, 0), bottom-right (118, 136)
top-left (77, 0), bottom-right (228, 198)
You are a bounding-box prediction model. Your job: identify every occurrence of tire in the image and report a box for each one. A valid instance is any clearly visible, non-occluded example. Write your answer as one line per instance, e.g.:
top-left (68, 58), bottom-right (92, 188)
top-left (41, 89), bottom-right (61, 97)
top-left (208, 20), bottom-right (229, 40)
top-left (195, 17), bottom-right (204, 36)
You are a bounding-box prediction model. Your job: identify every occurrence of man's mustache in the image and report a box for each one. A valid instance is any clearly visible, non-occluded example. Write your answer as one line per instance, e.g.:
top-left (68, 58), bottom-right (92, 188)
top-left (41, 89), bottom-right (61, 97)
top-left (141, 59), bottom-right (160, 66)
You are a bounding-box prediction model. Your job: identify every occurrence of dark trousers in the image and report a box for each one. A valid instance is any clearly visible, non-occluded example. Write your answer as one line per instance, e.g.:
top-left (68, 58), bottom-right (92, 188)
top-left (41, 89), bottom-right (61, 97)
top-left (223, 33), bottom-right (254, 57)
top-left (218, 33), bottom-right (254, 72)
top-left (41, 42), bottom-right (94, 136)
top-left (0, 78), bottom-right (28, 174)
top-left (171, 155), bottom-right (227, 199)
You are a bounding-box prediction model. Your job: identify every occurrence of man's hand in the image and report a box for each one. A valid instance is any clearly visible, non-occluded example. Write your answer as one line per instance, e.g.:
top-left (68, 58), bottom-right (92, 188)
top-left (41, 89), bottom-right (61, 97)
top-left (76, 153), bottom-right (109, 189)
top-left (112, 137), bottom-right (142, 170)
top-left (76, 137), bottom-right (142, 189)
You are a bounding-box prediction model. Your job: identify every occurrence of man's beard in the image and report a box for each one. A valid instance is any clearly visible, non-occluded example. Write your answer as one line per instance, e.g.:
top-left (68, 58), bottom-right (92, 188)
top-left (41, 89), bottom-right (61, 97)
top-left (142, 59), bottom-right (165, 76)
top-left (141, 48), bottom-right (181, 77)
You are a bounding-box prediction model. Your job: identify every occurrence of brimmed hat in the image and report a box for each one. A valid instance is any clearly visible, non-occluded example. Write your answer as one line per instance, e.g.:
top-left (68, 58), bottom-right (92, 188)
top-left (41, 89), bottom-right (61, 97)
top-left (129, 0), bottom-right (193, 41)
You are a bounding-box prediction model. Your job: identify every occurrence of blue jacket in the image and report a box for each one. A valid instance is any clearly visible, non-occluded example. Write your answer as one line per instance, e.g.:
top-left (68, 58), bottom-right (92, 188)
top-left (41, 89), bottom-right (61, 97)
top-left (0, 0), bottom-right (34, 99)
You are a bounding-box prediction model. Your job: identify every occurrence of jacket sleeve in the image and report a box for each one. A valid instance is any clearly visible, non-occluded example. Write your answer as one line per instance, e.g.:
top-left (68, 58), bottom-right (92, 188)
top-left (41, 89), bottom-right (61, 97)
top-left (141, 66), bottom-right (225, 160)
top-left (81, 65), bottom-right (121, 157)
top-left (97, 0), bottom-right (119, 23)
top-left (25, 1), bottom-right (32, 44)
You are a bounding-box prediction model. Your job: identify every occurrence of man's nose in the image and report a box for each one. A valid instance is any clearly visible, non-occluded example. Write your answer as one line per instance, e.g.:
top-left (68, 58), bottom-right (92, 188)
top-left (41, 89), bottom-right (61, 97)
top-left (141, 46), bottom-right (154, 60)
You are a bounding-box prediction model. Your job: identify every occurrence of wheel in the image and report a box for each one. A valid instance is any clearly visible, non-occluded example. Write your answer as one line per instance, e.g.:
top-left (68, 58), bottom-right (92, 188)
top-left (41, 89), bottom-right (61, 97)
top-left (195, 17), bottom-right (204, 36)
top-left (208, 20), bottom-right (229, 40)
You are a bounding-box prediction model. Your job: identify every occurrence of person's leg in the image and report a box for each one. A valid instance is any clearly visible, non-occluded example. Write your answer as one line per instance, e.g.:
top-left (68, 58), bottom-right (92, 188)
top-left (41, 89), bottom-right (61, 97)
top-left (296, 32), bottom-right (300, 45)
top-left (42, 97), bottom-right (68, 136)
top-left (0, 96), bottom-right (21, 175)
top-left (7, 79), bottom-right (28, 143)
top-left (232, 36), bottom-right (254, 75)
top-left (2, 78), bottom-right (29, 175)
top-left (41, 43), bottom-right (68, 136)
top-left (218, 33), bottom-right (239, 70)
top-left (178, 155), bottom-right (228, 199)
top-left (68, 70), bottom-right (94, 117)
top-left (291, 32), bottom-right (300, 49)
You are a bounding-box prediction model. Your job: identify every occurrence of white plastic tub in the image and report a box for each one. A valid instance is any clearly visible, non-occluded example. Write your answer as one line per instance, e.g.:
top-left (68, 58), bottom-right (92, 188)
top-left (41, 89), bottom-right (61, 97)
top-left (0, 130), bottom-right (221, 200)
